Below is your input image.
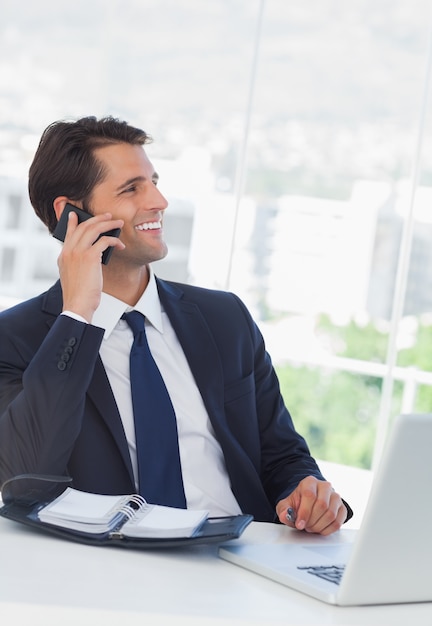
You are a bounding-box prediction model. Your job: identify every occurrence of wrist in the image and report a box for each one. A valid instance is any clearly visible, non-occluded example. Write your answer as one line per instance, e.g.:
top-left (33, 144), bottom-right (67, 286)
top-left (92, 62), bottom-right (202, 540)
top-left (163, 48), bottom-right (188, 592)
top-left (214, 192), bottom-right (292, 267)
top-left (61, 310), bottom-right (90, 324)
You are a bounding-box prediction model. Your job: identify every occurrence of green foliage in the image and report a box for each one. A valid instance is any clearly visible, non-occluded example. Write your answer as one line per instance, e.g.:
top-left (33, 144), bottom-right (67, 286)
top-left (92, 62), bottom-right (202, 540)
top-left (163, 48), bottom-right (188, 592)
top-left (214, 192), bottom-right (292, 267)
top-left (316, 314), bottom-right (388, 363)
top-left (273, 313), bottom-right (419, 469)
top-left (414, 384), bottom-right (432, 413)
top-left (398, 322), bottom-right (432, 411)
top-left (274, 314), bottom-right (431, 468)
top-left (398, 323), bottom-right (432, 372)
top-left (276, 364), bottom-right (378, 469)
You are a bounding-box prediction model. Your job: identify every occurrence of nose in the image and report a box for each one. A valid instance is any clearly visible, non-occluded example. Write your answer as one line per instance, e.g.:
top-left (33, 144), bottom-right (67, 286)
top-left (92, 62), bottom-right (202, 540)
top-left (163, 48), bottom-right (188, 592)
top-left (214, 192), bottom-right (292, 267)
top-left (146, 181), bottom-right (168, 211)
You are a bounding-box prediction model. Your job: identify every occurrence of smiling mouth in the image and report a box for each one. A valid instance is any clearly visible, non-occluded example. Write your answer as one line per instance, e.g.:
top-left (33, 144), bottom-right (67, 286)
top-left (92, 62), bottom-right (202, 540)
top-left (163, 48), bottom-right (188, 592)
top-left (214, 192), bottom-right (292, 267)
top-left (135, 221), bottom-right (162, 231)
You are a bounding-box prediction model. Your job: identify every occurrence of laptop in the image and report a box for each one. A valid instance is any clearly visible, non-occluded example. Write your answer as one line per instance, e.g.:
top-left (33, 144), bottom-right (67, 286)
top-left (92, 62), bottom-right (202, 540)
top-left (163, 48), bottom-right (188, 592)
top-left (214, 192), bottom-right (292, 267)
top-left (219, 413), bottom-right (432, 606)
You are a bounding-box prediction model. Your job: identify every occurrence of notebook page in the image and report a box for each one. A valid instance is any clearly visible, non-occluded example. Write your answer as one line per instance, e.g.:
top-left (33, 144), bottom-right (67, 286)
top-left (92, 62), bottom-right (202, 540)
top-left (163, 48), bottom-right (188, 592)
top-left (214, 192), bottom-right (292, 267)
top-left (38, 488), bottom-right (129, 524)
top-left (122, 504), bottom-right (208, 538)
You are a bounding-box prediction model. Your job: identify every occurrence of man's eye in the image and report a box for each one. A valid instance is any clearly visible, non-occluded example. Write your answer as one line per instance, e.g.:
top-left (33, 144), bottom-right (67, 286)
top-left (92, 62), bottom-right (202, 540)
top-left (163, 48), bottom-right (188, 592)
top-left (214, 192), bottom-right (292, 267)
top-left (123, 185), bottom-right (136, 193)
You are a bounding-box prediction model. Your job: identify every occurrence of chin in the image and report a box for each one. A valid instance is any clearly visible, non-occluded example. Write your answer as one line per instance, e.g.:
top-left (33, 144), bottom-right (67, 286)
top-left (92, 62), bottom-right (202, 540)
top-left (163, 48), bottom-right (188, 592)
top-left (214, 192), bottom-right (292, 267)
top-left (143, 246), bottom-right (168, 265)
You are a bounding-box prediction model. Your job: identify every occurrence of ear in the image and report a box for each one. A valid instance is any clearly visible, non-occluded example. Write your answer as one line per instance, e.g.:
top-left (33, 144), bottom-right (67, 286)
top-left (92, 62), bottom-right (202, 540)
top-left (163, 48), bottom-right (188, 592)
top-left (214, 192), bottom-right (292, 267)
top-left (53, 197), bottom-right (84, 222)
top-left (53, 197), bottom-right (71, 222)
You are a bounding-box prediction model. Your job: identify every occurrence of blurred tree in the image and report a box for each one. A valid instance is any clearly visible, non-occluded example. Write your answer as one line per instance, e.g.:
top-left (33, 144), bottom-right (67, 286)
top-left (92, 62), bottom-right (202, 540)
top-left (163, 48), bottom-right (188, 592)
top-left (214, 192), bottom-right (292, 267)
top-left (398, 321), bottom-right (432, 411)
top-left (276, 364), bottom-right (378, 468)
top-left (275, 314), bottom-right (404, 469)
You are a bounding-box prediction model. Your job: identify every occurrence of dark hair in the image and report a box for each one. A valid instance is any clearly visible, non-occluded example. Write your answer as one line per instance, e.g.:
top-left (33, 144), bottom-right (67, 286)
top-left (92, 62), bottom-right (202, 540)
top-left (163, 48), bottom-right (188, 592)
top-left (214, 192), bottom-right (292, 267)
top-left (28, 116), bottom-right (152, 233)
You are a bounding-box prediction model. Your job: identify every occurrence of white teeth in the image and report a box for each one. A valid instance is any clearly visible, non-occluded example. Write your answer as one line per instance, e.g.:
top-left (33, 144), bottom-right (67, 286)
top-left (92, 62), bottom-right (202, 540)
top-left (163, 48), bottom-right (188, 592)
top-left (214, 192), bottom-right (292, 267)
top-left (135, 221), bottom-right (161, 231)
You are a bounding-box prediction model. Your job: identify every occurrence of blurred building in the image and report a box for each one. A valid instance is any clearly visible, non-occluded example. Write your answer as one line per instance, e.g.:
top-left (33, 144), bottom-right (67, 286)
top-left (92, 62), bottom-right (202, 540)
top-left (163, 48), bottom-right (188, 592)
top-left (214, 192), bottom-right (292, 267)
top-left (245, 180), bottom-right (432, 322)
top-left (2, 165), bottom-right (432, 324)
top-left (0, 167), bottom-right (195, 300)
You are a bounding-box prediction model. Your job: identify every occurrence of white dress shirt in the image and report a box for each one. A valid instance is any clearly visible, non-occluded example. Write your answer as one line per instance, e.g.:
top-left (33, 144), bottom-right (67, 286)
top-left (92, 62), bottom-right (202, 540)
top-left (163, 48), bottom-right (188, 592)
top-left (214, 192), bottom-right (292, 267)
top-left (66, 268), bottom-right (242, 516)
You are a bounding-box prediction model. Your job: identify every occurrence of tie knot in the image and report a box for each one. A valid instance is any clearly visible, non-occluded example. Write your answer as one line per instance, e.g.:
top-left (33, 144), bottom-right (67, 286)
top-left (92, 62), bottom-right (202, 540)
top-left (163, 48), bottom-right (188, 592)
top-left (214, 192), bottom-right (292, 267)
top-left (122, 310), bottom-right (145, 337)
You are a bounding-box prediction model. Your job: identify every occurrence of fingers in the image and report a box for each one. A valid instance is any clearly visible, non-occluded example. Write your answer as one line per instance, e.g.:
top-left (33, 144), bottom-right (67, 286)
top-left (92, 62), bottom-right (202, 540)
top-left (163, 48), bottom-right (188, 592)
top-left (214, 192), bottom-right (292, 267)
top-left (301, 489), bottom-right (347, 536)
top-left (59, 211), bottom-right (124, 273)
top-left (277, 477), bottom-right (348, 536)
top-left (63, 211), bottom-right (124, 255)
top-left (296, 478), bottom-right (336, 532)
top-left (58, 212), bottom-right (124, 321)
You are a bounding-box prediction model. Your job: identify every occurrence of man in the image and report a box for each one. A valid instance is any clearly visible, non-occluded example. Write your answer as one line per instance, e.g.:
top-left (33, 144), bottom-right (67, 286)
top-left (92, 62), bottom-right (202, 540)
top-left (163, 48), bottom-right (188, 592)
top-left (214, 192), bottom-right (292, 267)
top-left (0, 116), bottom-right (351, 534)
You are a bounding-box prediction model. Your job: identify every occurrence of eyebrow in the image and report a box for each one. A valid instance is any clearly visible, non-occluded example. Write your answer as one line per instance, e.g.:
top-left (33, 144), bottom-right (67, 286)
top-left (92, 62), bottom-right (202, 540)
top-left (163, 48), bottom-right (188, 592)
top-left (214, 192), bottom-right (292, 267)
top-left (116, 172), bottom-right (159, 192)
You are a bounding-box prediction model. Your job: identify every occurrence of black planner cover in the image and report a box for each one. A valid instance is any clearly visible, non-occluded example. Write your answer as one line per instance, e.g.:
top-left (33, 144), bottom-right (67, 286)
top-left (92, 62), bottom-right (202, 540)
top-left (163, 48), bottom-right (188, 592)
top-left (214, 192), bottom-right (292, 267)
top-left (0, 474), bottom-right (253, 549)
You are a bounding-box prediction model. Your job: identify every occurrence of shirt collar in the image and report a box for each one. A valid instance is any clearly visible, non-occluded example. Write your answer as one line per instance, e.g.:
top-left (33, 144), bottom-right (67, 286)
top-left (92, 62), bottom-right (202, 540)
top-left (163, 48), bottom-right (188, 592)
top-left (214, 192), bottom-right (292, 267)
top-left (92, 266), bottom-right (164, 338)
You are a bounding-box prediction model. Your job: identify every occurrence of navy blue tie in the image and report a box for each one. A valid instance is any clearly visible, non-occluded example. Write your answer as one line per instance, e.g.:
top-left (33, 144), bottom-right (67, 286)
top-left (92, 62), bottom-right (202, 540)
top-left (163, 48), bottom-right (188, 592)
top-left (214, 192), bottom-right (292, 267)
top-left (123, 310), bottom-right (186, 508)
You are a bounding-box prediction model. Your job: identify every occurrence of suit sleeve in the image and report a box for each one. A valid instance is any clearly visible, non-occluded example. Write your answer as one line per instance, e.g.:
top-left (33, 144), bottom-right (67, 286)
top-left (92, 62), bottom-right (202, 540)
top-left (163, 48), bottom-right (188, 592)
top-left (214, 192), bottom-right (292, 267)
top-left (0, 313), bottom-right (104, 486)
top-left (229, 293), bottom-right (352, 520)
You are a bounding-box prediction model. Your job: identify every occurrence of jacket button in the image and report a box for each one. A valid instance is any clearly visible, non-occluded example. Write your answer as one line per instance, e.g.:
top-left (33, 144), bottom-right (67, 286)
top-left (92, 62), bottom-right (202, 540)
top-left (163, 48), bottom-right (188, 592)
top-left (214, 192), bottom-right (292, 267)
top-left (68, 337), bottom-right (77, 347)
top-left (57, 361), bottom-right (67, 371)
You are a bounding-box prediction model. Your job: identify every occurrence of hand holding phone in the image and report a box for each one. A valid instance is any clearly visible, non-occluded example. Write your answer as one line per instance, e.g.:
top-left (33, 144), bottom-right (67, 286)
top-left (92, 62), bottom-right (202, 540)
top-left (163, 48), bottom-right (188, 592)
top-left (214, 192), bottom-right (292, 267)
top-left (52, 203), bottom-right (122, 265)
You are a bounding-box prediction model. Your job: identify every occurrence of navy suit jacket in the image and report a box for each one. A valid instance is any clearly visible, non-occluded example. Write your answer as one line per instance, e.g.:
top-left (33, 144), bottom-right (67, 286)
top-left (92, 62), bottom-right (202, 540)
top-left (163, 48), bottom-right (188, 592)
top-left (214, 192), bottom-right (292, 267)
top-left (0, 278), bottom-right (329, 522)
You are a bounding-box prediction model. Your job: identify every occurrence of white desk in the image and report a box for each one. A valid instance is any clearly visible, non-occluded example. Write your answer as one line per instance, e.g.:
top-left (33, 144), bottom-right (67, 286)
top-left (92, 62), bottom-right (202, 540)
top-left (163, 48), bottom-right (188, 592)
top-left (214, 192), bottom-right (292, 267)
top-left (1, 514), bottom-right (431, 626)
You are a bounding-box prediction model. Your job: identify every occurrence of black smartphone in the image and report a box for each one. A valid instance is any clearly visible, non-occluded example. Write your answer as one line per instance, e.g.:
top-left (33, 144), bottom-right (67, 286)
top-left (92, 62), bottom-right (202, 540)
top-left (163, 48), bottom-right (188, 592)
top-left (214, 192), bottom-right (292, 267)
top-left (52, 203), bottom-right (121, 265)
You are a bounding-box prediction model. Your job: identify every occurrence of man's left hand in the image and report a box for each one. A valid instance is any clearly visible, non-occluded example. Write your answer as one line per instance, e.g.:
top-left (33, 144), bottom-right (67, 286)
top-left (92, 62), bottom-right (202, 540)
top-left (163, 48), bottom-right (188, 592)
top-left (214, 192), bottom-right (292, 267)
top-left (276, 476), bottom-right (348, 536)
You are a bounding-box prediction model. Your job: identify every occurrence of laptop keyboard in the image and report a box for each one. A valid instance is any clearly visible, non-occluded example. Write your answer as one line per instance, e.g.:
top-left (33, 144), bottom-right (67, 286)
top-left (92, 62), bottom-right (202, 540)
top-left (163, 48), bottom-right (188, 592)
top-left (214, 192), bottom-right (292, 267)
top-left (297, 564), bottom-right (345, 585)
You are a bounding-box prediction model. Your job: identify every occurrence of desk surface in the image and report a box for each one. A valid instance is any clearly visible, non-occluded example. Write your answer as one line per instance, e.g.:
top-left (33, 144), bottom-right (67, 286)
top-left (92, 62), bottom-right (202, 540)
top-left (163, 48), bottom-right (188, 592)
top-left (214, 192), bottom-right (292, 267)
top-left (1, 514), bottom-right (431, 626)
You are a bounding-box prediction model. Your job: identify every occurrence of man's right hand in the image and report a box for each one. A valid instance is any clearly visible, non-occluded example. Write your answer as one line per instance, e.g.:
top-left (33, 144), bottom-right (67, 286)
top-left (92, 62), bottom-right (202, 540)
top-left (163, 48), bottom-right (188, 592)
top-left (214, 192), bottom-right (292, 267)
top-left (57, 210), bottom-right (124, 322)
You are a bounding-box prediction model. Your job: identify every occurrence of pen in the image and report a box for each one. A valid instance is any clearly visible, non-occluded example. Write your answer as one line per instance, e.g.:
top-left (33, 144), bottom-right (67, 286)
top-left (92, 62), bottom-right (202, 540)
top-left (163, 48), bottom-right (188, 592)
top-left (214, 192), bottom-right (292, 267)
top-left (286, 507), bottom-right (297, 524)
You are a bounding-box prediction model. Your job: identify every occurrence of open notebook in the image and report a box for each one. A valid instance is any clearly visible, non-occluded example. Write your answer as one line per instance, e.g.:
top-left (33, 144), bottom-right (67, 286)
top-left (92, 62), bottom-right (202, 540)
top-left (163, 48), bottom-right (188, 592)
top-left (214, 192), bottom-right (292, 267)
top-left (219, 413), bottom-right (432, 606)
top-left (0, 475), bottom-right (252, 549)
top-left (37, 488), bottom-right (209, 538)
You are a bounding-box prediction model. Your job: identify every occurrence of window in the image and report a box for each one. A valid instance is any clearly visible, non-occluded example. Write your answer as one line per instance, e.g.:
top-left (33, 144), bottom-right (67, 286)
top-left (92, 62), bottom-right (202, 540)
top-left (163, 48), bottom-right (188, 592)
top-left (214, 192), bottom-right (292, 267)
top-left (0, 248), bottom-right (15, 282)
top-left (1, 0), bottom-right (431, 468)
top-left (6, 194), bottom-right (22, 229)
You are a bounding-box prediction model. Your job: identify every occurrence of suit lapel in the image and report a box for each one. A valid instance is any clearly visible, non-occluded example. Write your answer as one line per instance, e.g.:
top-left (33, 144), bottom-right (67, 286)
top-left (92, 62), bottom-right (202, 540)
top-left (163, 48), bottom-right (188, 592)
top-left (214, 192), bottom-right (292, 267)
top-left (157, 279), bottom-right (275, 518)
top-left (42, 281), bottom-right (134, 484)
top-left (157, 279), bottom-right (225, 421)
top-left (86, 358), bottom-right (135, 483)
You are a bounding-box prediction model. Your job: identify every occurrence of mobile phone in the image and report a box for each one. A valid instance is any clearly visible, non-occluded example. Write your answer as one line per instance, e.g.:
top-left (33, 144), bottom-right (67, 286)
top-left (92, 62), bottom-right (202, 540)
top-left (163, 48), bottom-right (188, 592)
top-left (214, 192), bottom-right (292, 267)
top-left (52, 203), bottom-right (121, 265)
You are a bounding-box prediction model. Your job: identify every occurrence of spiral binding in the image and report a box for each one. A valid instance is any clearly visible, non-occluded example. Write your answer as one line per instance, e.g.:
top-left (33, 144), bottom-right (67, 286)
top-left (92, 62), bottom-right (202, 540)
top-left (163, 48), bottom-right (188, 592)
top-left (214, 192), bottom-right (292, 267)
top-left (107, 494), bottom-right (148, 536)
top-left (119, 494), bottom-right (148, 520)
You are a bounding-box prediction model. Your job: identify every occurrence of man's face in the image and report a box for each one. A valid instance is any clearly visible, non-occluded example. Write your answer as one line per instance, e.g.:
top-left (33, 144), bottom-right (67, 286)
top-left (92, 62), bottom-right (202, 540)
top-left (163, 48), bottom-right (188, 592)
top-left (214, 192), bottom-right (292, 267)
top-left (88, 142), bottom-right (169, 268)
